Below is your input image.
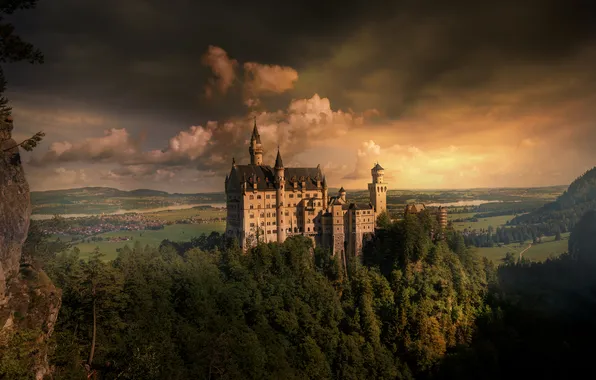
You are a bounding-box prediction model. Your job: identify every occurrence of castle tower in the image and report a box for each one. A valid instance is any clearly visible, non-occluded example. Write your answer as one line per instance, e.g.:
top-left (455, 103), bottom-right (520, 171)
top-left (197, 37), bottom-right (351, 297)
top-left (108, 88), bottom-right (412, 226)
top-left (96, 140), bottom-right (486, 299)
top-left (436, 206), bottom-right (448, 230)
top-left (274, 148), bottom-right (286, 243)
top-left (249, 118), bottom-right (263, 165)
top-left (339, 187), bottom-right (346, 202)
top-left (322, 176), bottom-right (328, 208)
top-left (368, 163), bottom-right (387, 214)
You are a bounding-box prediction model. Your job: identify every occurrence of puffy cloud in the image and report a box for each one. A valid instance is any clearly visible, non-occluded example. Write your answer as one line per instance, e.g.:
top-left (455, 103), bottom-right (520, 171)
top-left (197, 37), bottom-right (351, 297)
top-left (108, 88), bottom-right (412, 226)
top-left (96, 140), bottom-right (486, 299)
top-left (201, 46), bottom-right (238, 98)
top-left (27, 167), bottom-right (88, 190)
top-left (26, 94), bottom-right (370, 183)
top-left (29, 128), bottom-right (140, 165)
top-left (243, 62), bottom-right (298, 106)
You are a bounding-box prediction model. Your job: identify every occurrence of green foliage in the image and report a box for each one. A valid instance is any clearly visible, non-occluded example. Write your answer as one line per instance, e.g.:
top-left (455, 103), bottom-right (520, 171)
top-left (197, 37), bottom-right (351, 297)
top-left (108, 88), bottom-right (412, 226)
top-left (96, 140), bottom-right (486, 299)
top-left (0, 329), bottom-right (42, 380)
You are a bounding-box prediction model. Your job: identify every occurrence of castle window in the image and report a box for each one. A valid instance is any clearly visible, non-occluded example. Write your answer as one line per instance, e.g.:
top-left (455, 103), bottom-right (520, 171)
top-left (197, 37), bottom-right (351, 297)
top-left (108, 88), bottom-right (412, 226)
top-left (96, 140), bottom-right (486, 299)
top-left (289, 194), bottom-right (294, 198)
top-left (267, 222), bottom-right (270, 225)
top-left (257, 195), bottom-right (262, 199)
top-left (250, 205), bottom-right (254, 209)
top-left (250, 223), bottom-right (255, 227)
top-left (308, 227), bottom-right (311, 232)
top-left (257, 204), bottom-right (261, 209)
top-left (297, 194), bottom-right (302, 198)
top-left (249, 214), bottom-right (254, 218)
top-left (267, 213), bottom-right (270, 217)
top-left (266, 194), bottom-right (271, 199)
top-left (273, 229), bottom-right (277, 233)
top-left (272, 221), bottom-right (276, 225)
top-left (250, 195), bottom-right (254, 200)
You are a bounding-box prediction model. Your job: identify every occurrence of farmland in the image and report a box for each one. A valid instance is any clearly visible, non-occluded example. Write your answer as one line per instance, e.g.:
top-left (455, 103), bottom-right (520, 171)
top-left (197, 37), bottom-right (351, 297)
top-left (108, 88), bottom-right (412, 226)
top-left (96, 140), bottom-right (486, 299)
top-left (36, 185), bottom-right (572, 263)
top-left (74, 222), bottom-right (226, 260)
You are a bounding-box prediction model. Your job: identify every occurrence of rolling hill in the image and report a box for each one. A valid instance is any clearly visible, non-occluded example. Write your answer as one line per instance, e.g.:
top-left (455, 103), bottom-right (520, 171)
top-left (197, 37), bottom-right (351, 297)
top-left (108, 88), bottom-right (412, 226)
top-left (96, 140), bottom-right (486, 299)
top-left (31, 187), bottom-right (226, 215)
top-left (510, 167), bottom-right (596, 234)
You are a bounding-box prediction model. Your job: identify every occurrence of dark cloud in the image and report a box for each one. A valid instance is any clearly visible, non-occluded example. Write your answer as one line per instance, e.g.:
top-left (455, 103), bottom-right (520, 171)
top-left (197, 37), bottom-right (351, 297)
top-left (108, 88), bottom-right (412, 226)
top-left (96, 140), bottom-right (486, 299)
top-left (3, 0), bottom-right (596, 120)
top-left (3, 0), bottom-right (596, 191)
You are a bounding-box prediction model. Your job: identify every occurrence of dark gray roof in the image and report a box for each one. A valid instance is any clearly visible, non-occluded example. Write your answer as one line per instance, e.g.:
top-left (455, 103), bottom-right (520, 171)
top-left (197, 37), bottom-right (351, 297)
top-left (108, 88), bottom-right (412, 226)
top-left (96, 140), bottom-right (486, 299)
top-left (338, 187), bottom-right (346, 193)
top-left (251, 121), bottom-right (262, 144)
top-left (342, 203), bottom-right (372, 210)
top-left (373, 163), bottom-right (384, 171)
top-left (230, 165), bottom-right (324, 191)
top-left (350, 203), bottom-right (374, 210)
top-left (275, 150), bottom-right (283, 168)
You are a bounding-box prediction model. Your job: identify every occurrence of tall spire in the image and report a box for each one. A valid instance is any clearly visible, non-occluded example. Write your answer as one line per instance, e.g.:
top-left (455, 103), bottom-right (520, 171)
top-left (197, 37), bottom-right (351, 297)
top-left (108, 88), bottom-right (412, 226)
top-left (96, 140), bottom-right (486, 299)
top-left (251, 116), bottom-right (261, 144)
top-left (275, 147), bottom-right (284, 169)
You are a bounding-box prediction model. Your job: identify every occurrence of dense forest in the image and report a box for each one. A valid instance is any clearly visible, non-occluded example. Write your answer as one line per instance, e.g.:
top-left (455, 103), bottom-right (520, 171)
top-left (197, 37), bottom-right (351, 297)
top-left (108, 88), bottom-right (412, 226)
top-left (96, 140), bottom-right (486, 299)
top-left (2, 208), bottom-right (596, 379)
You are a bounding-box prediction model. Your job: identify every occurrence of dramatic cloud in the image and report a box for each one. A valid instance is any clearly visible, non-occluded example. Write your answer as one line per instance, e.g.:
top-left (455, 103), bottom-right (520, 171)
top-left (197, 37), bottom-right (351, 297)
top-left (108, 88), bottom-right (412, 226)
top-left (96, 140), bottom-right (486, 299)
top-left (243, 62), bottom-right (298, 106)
top-left (7, 0), bottom-right (596, 191)
top-left (29, 128), bottom-right (140, 165)
top-left (201, 46), bottom-right (238, 98)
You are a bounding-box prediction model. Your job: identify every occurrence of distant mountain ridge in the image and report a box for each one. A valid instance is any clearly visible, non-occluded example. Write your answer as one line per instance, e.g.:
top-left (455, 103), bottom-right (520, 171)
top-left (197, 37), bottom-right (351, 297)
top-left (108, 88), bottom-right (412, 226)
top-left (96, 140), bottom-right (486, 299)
top-left (30, 187), bottom-right (227, 215)
top-left (510, 167), bottom-right (596, 233)
top-left (31, 186), bottom-right (223, 199)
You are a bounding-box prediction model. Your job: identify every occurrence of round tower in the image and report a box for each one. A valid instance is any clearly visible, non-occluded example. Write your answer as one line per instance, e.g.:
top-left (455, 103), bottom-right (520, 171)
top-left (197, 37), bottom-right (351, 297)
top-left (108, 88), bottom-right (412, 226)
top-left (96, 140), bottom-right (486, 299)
top-left (437, 206), bottom-right (448, 230)
top-left (249, 118), bottom-right (263, 165)
top-left (274, 149), bottom-right (286, 243)
top-left (322, 176), bottom-right (328, 208)
top-left (368, 163), bottom-right (388, 214)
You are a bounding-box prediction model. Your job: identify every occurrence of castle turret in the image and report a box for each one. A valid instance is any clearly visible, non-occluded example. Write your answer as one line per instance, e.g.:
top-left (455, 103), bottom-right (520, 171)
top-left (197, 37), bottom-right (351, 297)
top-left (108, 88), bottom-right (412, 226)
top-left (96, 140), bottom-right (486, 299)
top-left (322, 176), bottom-right (328, 208)
top-left (274, 149), bottom-right (286, 243)
top-left (249, 118), bottom-right (263, 165)
top-left (339, 187), bottom-right (346, 202)
top-left (437, 206), bottom-right (448, 230)
top-left (368, 163), bottom-right (387, 214)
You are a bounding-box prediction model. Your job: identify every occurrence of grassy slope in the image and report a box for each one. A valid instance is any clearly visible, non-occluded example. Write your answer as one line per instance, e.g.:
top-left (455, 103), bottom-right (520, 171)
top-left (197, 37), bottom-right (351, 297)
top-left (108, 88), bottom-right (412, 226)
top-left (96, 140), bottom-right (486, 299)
top-left (75, 222), bottom-right (226, 260)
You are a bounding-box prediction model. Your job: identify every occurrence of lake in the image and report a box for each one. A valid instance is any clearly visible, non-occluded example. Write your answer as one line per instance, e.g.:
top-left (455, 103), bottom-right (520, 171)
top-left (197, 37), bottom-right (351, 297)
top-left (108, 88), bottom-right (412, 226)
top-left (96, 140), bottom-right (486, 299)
top-left (31, 203), bottom-right (227, 220)
top-left (425, 200), bottom-right (520, 207)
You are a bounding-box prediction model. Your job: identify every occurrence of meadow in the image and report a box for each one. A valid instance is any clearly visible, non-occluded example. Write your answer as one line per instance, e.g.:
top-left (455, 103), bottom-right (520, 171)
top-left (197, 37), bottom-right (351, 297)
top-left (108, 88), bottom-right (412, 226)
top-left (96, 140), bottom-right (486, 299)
top-left (450, 214), bottom-right (515, 231)
top-left (143, 206), bottom-right (225, 222)
top-left (475, 233), bottom-right (571, 263)
top-left (74, 222), bottom-right (226, 260)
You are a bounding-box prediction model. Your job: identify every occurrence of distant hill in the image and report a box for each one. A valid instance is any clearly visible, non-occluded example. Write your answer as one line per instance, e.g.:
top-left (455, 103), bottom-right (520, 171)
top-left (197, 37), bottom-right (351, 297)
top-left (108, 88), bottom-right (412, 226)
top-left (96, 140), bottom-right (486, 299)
top-left (31, 186), bottom-right (219, 200)
top-left (510, 167), bottom-right (596, 234)
top-left (30, 187), bottom-right (226, 215)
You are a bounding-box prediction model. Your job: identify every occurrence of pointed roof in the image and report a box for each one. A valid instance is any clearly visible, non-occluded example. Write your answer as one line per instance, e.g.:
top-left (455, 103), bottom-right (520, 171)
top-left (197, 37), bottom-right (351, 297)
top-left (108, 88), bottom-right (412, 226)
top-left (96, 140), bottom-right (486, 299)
top-left (275, 148), bottom-right (284, 168)
top-left (251, 117), bottom-right (262, 144)
top-left (373, 163), bottom-right (384, 171)
top-left (339, 186), bottom-right (346, 193)
top-left (322, 175), bottom-right (328, 188)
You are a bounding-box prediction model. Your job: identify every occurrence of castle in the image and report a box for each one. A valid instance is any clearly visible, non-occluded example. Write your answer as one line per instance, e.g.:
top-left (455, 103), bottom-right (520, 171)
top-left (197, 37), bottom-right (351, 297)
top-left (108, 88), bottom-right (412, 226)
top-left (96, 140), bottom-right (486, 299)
top-left (224, 121), bottom-right (388, 257)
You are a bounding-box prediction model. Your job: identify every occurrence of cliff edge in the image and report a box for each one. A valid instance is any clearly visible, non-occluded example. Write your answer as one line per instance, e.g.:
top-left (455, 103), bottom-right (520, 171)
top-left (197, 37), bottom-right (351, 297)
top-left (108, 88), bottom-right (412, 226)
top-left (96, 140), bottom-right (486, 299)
top-left (0, 116), bottom-right (61, 379)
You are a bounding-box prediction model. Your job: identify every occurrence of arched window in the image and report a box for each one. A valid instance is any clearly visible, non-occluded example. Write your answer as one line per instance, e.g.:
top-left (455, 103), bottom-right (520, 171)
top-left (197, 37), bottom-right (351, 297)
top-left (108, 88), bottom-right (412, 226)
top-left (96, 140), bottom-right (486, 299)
top-left (249, 195), bottom-right (254, 200)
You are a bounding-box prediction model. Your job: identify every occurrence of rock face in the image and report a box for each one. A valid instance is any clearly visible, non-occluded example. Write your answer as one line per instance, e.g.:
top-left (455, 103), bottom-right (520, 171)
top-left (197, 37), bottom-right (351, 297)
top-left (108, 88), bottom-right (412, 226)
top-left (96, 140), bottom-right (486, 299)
top-left (0, 117), bottom-right (62, 379)
top-left (0, 116), bottom-right (31, 305)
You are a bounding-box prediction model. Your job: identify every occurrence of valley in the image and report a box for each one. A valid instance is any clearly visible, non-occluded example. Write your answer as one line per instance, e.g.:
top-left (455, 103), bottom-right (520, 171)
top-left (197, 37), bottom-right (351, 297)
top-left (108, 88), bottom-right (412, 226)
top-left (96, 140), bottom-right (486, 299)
top-left (33, 184), bottom-right (571, 263)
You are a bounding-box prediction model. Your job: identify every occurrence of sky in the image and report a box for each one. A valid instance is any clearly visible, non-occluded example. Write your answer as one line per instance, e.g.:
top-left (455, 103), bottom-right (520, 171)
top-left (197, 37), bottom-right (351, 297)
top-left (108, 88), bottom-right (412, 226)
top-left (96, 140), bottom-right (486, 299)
top-left (3, 0), bottom-right (596, 192)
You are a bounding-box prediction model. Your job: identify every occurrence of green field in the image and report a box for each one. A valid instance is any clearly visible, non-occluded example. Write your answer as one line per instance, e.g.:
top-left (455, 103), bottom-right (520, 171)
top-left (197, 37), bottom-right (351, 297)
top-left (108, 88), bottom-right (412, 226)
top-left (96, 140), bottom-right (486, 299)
top-left (145, 207), bottom-right (225, 222)
top-left (74, 222), bottom-right (225, 260)
top-left (476, 233), bottom-right (570, 264)
top-left (451, 215), bottom-right (514, 231)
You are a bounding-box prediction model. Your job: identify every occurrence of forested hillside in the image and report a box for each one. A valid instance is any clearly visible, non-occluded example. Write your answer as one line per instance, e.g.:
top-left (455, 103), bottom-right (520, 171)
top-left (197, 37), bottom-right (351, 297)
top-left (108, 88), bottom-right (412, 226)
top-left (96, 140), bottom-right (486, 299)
top-left (509, 167), bottom-right (596, 234)
top-left (4, 209), bottom-right (596, 379)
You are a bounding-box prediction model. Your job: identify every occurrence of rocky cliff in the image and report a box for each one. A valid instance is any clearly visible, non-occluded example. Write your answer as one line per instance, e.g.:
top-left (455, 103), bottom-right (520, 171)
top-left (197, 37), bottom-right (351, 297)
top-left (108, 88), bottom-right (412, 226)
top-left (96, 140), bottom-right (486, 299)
top-left (0, 116), bottom-right (61, 379)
